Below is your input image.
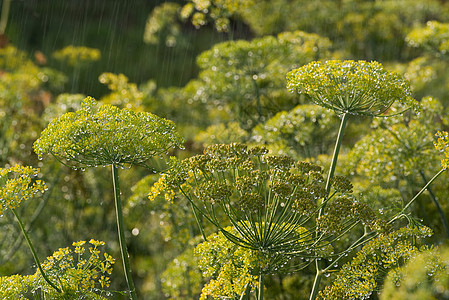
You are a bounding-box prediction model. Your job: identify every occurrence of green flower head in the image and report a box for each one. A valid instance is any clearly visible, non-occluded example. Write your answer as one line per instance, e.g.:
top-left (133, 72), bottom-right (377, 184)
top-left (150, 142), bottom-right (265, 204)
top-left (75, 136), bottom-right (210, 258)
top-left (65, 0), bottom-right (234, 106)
top-left (0, 165), bottom-right (46, 216)
top-left (287, 60), bottom-right (418, 116)
top-left (152, 143), bottom-right (383, 267)
top-left (34, 97), bottom-right (185, 168)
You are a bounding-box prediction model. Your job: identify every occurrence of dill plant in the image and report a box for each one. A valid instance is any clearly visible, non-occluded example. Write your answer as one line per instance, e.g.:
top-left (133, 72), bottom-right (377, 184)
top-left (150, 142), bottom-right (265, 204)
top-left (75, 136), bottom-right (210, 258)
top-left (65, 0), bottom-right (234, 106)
top-left (150, 143), bottom-right (384, 299)
top-left (35, 239), bottom-right (116, 299)
top-left (195, 227), bottom-right (260, 299)
top-left (323, 130), bottom-right (449, 299)
top-left (0, 45), bottom-right (65, 166)
top-left (98, 73), bottom-right (144, 110)
top-left (192, 31), bottom-right (331, 129)
top-left (0, 165), bottom-right (119, 299)
top-left (0, 165), bottom-right (60, 294)
top-left (287, 60), bottom-right (420, 299)
top-left (317, 226), bottom-right (434, 299)
top-left (346, 97), bottom-right (449, 238)
top-left (150, 59), bottom-right (445, 300)
top-left (380, 245), bottom-right (449, 299)
top-left (399, 20), bottom-right (449, 104)
top-left (34, 97), bottom-right (184, 300)
top-left (406, 21), bottom-right (449, 56)
top-left (143, 2), bottom-right (183, 47)
top-left (388, 131), bottom-right (449, 224)
top-left (251, 104), bottom-right (339, 159)
top-left (180, 0), bottom-right (254, 33)
top-left (0, 240), bottom-right (116, 299)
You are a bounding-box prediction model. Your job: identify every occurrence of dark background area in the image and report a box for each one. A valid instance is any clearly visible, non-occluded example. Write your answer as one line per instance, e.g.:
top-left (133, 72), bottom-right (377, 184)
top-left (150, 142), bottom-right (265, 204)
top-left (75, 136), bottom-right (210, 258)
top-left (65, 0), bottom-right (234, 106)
top-left (4, 0), bottom-right (228, 97)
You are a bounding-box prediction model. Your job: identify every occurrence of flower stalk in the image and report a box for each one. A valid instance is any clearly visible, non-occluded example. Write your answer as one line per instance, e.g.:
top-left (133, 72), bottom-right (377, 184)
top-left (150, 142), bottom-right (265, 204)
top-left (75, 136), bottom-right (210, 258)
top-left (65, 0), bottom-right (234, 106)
top-left (419, 170), bottom-right (449, 239)
top-left (310, 112), bottom-right (348, 300)
top-left (392, 168), bottom-right (446, 222)
top-left (112, 164), bottom-right (137, 300)
top-left (11, 209), bottom-right (61, 294)
top-left (324, 113), bottom-right (348, 206)
top-left (258, 273), bottom-right (264, 300)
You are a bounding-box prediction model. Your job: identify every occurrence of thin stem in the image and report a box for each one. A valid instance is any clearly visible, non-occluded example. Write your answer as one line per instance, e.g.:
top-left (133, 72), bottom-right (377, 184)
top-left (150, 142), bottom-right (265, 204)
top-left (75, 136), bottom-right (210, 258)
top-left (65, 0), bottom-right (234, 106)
top-left (419, 170), bottom-right (449, 239)
top-left (253, 78), bottom-right (263, 123)
top-left (12, 209), bottom-right (61, 294)
top-left (190, 202), bottom-right (207, 241)
top-left (310, 113), bottom-right (348, 300)
top-left (258, 273), bottom-right (264, 300)
top-left (309, 261), bottom-right (322, 300)
top-left (400, 168), bottom-right (445, 215)
top-left (239, 282), bottom-right (251, 300)
top-left (5, 168), bottom-right (60, 260)
top-left (324, 112), bottom-right (348, 198)
top-left (111, 164), bottom-right (137, 300)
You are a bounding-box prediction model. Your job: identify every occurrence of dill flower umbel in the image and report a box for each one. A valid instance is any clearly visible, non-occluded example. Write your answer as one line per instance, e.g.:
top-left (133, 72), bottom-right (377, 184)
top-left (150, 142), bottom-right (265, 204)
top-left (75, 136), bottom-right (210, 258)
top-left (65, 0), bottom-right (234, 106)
top-left (287, 60), bottom-right (418, 116)
top-left (152, 144), bottom-right (383, 267)
top-left (34, 97), bottom-right (184, 168)
top-left (38, 239), bottom-right (115, 295)
top-left (0, 165), bottom-right (46, 216)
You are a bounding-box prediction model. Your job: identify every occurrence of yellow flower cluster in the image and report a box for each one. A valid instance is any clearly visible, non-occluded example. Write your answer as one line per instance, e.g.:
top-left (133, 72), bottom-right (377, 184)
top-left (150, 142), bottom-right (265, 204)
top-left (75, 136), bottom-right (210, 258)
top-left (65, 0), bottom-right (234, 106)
top-left (53, 46), bottom-right (101, 67)
top-left (0, 274), bottom-right (35, 299)
top-left (195, 227), bottom-right (259, 299)
top-left (180, 0), bottom-right (254, 32)
top-left (406, 21), bottom-right (449, 54)
top-left (98, 72), bottom-right (143, 109)
top-left (151, 142), bottom-right (384, 278)
top-left (287, 60), bottom-right (418, 116)
top-left (39, 239), bottom-right (115, 294)
top-left (34, 97), bottom-right (184, 168)
top-left (317, 226), bottom-right (433, 299)
top-left (0, 165), bottom-right (46, 216)
top-left (434, 131), bottom-right (449, 169)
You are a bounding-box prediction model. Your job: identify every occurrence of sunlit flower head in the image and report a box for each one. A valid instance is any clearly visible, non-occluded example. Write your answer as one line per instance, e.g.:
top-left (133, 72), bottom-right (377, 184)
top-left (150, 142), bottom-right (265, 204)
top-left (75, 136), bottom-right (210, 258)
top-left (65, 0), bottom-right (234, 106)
top-left (34, 97), bottom-right (185, 168)
top-left (39, 239), bottom-right (115, 293)
top-left (0, 165), bottom-right (46, 216)
top-left (52, 46), bottom-right (101, 67)
top-left (287, 60), bottom-right (418, 116)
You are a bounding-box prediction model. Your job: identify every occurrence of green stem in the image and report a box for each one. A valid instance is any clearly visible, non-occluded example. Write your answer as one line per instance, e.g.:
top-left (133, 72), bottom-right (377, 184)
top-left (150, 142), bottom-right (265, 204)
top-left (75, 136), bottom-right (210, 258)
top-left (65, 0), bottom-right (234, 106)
top-left (258, 273), bottom-right (264, 300)
top-left (310, 113), bottom-right (348, 300)
top-left (253, 79), bottom-right (263, 123)
top-left (309, 264), bottom-right (322, 300)
top-left (191, 202), bottom-right (207, 241)
top-left (401, 168), bottom-right (445, 214)
top-left (239, 282), bottom-right (251, 300)
top-left (419, 170), bottom-right (449, 239)
top-left (6, 168), bottom-right (60, 261)
top-left (12, 209), bottom-right (61, 294)
top-left (0, 0), bottom-right (11, 34)
top-left (111, 164), bottom-right (137, 300)
top-left (324, 112), bottom-right (348, 198)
